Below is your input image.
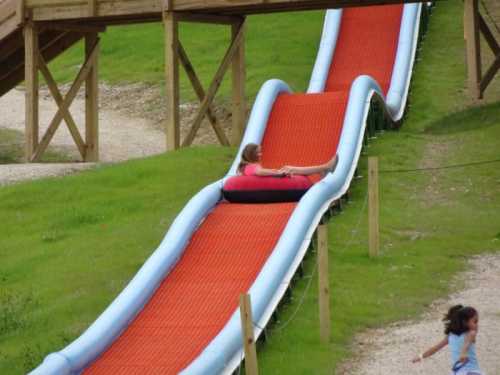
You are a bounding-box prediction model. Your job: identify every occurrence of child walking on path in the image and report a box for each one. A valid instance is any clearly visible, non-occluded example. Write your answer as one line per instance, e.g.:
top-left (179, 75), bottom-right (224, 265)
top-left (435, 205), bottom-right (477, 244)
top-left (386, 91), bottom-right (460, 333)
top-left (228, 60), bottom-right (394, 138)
top-left (412, 305), bottom-right (483, 375)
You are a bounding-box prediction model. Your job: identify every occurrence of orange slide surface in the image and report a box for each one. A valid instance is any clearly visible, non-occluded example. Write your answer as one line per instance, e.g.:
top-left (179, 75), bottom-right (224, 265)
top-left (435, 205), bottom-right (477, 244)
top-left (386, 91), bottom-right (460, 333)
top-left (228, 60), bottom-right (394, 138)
top-left (85, 5), bottom-right (403, 374)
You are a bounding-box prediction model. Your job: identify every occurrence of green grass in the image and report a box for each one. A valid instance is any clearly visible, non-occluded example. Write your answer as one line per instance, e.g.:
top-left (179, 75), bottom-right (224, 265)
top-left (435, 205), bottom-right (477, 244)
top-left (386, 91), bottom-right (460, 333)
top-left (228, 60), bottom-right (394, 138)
top-left (1, 1), bottom-right (500, 374)
top-left (0, 129), bottom-right (73, 164)
top-left (47, 12), bottom-right (325, 100)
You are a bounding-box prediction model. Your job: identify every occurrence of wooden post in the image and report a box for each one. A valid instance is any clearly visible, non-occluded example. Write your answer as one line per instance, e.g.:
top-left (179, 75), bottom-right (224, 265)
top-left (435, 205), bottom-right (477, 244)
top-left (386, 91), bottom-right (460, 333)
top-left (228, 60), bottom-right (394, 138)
top-left (368, 157), bottom-right (379, 257)
top-left (317, 224), bottom-right (331, 343)
top-left (24, 21), bottom-right (38, 161)
top-left (464, 0), bottom-right (481, 99)
top-left (231, 19), bottom-right (246, 146)
top-left (164, 12), bottom-right (180, 151)
top-left (239, 293), bottom-right (259, 375)
top-left (85, 33), bottom-right (99, 161)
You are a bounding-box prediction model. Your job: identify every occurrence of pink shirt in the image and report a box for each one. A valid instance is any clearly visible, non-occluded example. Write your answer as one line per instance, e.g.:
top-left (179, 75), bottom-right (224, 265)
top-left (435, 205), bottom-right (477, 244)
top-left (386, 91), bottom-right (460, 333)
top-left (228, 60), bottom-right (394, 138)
top-left (243, 163), bottom-right (259, 176)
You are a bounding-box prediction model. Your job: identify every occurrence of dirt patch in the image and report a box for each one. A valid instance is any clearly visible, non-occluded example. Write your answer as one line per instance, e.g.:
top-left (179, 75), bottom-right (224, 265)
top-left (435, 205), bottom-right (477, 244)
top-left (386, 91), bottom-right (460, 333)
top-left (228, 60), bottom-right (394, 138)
top-left (336, 254), bottom-right (500, 375)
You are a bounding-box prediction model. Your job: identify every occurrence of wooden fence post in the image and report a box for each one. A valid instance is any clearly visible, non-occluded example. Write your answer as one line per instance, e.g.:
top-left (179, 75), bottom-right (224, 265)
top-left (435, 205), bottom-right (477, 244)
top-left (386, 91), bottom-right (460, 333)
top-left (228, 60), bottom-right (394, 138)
top-left (231, 18), bottom-right (246, 146)
top-left (368, 157), bottom-right (379, 257)
top-left (24, 20), bottom-right (38, 161)
top-left (239, 293), bottom-right (259, 375)
top-left (163, 11), bottom-right (180, 151)
top-left (464, 0), bottom-right (482, 99)
top-left (317, 224), bottom-right (331, 343)
top-left (85, 33), bottom-right (99, 161)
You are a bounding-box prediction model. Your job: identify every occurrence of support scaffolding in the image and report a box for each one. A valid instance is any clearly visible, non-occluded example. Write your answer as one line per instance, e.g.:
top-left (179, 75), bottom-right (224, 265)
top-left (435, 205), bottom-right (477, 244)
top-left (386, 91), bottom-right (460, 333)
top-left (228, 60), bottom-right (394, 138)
top-left (464, 0), bottom-right (500, 99)
top-left (23, 19), bottom-right (102, 162)
top-left (163, 10), bottom-right (247, 150)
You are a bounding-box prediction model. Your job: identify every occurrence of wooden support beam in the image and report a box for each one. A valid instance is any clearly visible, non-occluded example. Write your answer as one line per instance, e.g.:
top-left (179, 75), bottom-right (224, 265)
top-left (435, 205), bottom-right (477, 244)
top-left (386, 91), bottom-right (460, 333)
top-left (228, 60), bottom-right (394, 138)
top-left (37, 51), bottom-right (86, 158)
top-left (239, 293), bottom-right (259, 375)
top-left (231, 18), bottom-right (246, 146)
top-left (85, 33), bottom-right (99, 161)
top-left (16, 0), bottom-right (25, 25)
top-left (163, 12), bottom-right (180, 151)
top-left (24, 21), bottom-right (38, 161)
top-left (464, 0), bottom-right (482, 99)
top-left (0, 31), bottom-right (82, 98)
top-left (177, 41), bottom-right (230, 146)
top-left (480, 55), bottom-right (500, 95)
top-left (478, 14), bottom-right (500, 56)
top-left (88, 0), bottom-right (97, 16)
top-left (39, 22), bottom-right (105, 33)
top-left (182, 19), bottom-right (244, 147)
top-left (176, 12), bottom-right (243, 25)
top-left (317, 224), bottom-right (331, 343)
top-left (368, 156), bottom-right (379, 257)
top-left (32, 41), bottom-right (98, 161)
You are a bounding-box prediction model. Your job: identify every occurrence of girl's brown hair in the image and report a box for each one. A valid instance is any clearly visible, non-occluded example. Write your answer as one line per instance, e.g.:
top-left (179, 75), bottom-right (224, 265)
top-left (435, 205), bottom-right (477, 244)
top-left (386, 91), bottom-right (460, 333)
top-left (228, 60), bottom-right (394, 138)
top-left (238, 143), bottom-right (260, 173)
top-left (443, 305), bottom-right (478, 335)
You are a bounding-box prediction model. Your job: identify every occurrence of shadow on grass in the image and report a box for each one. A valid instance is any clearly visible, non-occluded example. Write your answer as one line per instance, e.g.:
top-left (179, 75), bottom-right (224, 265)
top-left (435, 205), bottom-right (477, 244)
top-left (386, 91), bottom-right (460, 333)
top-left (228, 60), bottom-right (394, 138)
top-left (424, 101), bottom-right (500, 135)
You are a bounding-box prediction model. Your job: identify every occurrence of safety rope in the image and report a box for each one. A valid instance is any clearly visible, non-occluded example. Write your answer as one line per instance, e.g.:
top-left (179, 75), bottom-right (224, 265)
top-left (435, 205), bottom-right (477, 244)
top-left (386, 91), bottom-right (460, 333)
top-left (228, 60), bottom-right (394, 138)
top-left (379, 157), bottom-right (500, 174)
top-left (252, 190), bottom-right (369, 335)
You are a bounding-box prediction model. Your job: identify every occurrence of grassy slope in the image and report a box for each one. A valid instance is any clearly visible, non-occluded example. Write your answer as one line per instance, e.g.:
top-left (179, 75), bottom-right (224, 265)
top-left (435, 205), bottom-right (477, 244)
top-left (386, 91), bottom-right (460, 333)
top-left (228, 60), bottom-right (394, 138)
top-left (258, 3), bottom-right (500, 373)
top-left (1, 1), bottom-right (500, 374)
top-left (0, 147), bottom-right (235, 373)
top-left (48, 12), bottom-right (325, 100)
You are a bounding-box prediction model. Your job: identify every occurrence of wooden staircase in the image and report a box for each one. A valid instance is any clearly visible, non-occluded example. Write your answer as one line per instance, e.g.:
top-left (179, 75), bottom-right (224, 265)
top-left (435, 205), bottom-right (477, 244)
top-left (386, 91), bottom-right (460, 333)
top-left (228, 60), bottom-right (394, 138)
top-left (0, 27), bottom-right (83, 97)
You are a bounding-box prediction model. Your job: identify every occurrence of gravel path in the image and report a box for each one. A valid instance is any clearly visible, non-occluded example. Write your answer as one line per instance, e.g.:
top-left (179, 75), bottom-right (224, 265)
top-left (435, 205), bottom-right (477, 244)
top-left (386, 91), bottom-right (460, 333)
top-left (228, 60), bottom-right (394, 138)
top-left (0, 85), bottom-right (234, 185)
top-left (0, 87), bottom-right (165, 185)
top-left (337, 254), bottom-right (500, 375)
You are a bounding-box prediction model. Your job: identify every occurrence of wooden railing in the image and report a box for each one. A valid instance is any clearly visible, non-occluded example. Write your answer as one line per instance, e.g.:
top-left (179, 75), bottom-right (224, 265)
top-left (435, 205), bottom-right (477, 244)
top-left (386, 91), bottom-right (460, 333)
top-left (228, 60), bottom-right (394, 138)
top-left (0, 0), bottom-right (23, 40)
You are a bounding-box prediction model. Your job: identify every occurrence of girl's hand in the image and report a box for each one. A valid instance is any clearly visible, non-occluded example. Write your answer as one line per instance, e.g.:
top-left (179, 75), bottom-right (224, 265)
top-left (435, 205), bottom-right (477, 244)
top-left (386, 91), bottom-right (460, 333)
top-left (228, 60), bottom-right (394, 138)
top-left (459, 355), bottom-right (469, 364)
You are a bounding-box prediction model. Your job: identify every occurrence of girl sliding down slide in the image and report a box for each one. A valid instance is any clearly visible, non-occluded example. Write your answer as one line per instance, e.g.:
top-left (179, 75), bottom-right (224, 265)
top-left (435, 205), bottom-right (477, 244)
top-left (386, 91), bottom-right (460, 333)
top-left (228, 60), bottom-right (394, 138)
top-left (238, 143), bottom-right (339, 177)
top-left (412, 305), bottom-right (483, 375)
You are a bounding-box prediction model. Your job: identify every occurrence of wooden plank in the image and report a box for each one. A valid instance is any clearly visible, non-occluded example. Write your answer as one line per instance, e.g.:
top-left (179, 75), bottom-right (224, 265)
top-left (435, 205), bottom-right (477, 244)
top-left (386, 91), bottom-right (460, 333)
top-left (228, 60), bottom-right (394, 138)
top-left (163, 11), bottom-right (179, 151)
top-left (32, 41), bottom-right (98, 161)
top-left (37, 51), bottom-right (86, 158)
top-left (478, 14), bottom-right (500, 56)
top-left (480, 55), bottom-right (500, 95)
top-left (16, 0), bottom-right (25, 25)
top-left (170, 0), bottom-right (428, 13)
top-left (177, 41), bottom-right (230, 146)
top-left (0, 12), bottom-right (19, 40)
top-left (368, 156), bottom-right (379, 257)
top-left (38, 22), bottom-right (105, 33)
top-left (239, 294), bottom-right (259, 375)
top-left (317, 224), bottom-right (331, 343)
top-left (182, 19), bottom-right (244, 146)
top-left (85, 33), bottom-right (99, 161)
top-left (0, 30), bottom-right (67, 82)
top-left (464, 0), bottom-right (482, 99)
top-left (25, 0), bottom-right (428, 22)
top-left (0, 0), bottom-right (17, 23)
top-left (88, 0), bottom-right (97, 16)
top-left (231, 19), bottom-right (246, 146)
top-left (24, 21), bottom-right (38, 161)
top-left (0, 31), bottom-right (82, 97)
top-left (176, 12), bottom-right (242, 25)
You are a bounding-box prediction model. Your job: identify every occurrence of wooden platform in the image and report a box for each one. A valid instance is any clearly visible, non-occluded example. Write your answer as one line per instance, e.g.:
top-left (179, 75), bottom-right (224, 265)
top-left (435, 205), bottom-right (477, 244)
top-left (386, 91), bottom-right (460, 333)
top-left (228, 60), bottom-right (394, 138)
top-left (1, 0), bottom-right (496, 162)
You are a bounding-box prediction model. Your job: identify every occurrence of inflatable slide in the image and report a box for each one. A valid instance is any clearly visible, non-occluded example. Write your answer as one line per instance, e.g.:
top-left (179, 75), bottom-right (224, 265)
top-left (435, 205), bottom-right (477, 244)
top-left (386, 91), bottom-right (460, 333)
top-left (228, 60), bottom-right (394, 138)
top-left (32, 3), bottom-right (424, 374)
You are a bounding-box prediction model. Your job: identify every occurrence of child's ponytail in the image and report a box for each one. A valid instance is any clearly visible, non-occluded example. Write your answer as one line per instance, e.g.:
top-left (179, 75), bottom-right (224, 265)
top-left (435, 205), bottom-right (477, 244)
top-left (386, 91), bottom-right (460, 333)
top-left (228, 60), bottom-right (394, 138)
top-left (443, 304), bottom-right (477, 335)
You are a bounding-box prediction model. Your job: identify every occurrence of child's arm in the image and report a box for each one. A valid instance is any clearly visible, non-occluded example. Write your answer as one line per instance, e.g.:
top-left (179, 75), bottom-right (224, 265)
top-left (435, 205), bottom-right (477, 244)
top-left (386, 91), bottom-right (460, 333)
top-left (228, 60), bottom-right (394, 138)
top-left (411, 337), bottom-right (448, 363)
top-left (255, 166), bottom-right (286, 177)
top-left (458, 330), bottom-right (477, 364)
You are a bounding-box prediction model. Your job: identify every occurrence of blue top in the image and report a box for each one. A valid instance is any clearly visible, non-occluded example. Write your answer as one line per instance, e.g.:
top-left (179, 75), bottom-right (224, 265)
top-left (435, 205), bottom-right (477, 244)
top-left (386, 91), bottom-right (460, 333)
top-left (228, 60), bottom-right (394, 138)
top-left (449, 333), bottom-right (480, 372)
